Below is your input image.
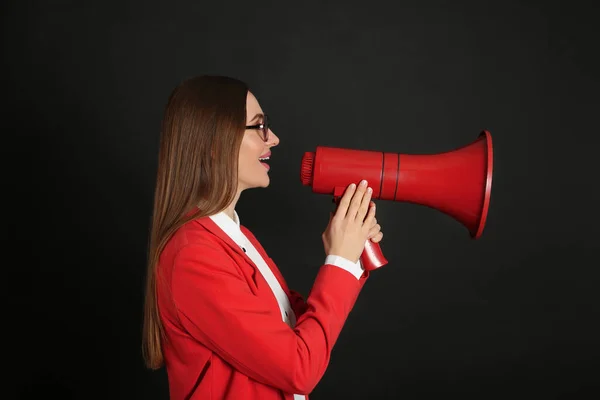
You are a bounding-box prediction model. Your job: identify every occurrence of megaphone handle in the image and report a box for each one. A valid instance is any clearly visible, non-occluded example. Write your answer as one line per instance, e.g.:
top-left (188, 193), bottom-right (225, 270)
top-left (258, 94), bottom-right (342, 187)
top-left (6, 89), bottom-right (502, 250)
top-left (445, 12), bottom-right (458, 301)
top-left (332, 193), bottom-right (389, 272)
top-left (361, 240), bottom-right (388, 271)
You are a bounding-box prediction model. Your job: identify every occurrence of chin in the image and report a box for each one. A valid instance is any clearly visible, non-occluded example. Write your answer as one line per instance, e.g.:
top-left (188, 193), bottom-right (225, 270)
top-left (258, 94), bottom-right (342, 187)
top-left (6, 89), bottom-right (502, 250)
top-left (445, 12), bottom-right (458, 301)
top-left (241, 165), bottom-right (271, 189)
top-left (259, 176), bottom-right (271, 188)
top-left (256, 168), bottom-right (271, 188)
top-left (241, 177), bottom-right (270, 190)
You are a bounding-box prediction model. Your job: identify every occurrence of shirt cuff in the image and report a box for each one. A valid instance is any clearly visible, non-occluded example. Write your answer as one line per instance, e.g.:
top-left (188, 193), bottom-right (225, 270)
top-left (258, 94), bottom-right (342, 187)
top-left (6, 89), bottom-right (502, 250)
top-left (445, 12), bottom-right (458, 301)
top-left (324, 255), bottom-right (364, 280)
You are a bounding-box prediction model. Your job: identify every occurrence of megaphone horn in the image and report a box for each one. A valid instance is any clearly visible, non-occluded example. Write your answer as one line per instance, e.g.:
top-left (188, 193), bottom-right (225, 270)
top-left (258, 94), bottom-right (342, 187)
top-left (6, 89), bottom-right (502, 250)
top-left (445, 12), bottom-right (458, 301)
top-left (300, 130), bottom-right (494, 271)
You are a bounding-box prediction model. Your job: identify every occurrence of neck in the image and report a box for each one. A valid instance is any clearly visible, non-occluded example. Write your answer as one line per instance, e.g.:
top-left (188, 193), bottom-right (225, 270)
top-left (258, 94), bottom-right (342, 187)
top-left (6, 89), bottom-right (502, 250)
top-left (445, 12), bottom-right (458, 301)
top-left (223, 188), bottom-right (242, 220)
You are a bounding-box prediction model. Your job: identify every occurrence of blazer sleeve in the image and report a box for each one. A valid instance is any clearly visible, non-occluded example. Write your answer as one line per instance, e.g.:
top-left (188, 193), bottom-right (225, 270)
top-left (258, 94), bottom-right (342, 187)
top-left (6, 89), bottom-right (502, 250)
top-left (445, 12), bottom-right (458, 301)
top-left (170, 240), bottom-right (368, 395)
top-left (288, 289), bottom-right (308, 318)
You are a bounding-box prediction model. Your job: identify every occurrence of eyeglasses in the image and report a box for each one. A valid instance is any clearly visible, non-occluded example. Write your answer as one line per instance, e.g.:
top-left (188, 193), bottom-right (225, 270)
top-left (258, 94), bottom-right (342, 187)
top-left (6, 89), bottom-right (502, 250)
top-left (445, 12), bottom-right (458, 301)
top-left (245, 114), bottom-right (269, 142)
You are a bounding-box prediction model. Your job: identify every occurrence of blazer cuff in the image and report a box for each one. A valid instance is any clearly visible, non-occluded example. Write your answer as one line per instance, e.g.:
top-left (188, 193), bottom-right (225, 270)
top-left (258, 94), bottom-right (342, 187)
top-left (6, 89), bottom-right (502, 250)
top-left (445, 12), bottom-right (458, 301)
top-left (324, 255), bottom-right (364, 280)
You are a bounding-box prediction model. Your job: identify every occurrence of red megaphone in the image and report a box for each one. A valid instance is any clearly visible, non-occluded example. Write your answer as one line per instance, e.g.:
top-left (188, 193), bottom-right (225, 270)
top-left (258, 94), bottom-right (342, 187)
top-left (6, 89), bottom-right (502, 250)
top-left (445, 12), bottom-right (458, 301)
top-left (300, 130), bottom-right (494, 271)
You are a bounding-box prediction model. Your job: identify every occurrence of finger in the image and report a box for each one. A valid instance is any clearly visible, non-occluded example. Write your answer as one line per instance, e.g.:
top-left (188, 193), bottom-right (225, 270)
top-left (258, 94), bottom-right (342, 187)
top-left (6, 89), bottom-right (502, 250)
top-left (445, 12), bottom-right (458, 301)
top-left (370, 217), bottom-right (377, 228)
top-left (370, 231), bottom-right (383, 243)
top-left (356, 185), bottom-right (373, 222)
top-left (362, 202), bottom-right (375, 222)
top-left (362, 201), bottom-right (376, 229)
top-left (368, 224), bottom-right (381, 238)
top-left (335, 183), bottom-right (356, 217)
top-left (347, 180), bottom-right (368, 219)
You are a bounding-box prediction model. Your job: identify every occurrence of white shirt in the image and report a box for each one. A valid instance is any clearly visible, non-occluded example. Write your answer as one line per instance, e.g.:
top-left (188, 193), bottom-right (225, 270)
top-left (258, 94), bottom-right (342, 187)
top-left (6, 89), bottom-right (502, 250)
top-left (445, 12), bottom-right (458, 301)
top-left (209, 210), bottom-right (364, 399)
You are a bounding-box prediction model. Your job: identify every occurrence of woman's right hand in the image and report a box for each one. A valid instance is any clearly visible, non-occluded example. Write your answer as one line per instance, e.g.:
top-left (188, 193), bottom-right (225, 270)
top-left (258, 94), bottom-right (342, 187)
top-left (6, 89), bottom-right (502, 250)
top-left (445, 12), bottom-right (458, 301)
top-left (322, 180), bottom-right (376, 263)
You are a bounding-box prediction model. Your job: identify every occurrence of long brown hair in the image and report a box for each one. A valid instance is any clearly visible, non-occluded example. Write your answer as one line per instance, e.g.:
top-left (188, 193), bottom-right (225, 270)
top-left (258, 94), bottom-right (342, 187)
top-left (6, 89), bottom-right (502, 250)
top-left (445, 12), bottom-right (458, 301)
top-left (142, 75), bottom-right (249, 369)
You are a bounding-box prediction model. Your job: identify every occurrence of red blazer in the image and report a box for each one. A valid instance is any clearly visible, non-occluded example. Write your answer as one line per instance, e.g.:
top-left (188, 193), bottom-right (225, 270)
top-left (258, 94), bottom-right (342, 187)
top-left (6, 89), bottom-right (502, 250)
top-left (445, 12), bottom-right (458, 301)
top-left (156, 213), bottom-right (369, 399)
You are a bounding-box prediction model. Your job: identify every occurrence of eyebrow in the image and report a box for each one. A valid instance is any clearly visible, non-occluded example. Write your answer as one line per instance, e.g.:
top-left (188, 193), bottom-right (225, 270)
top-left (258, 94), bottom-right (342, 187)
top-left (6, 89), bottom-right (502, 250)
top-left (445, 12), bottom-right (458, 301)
top-left (249, 113), bottom-right (264, 124)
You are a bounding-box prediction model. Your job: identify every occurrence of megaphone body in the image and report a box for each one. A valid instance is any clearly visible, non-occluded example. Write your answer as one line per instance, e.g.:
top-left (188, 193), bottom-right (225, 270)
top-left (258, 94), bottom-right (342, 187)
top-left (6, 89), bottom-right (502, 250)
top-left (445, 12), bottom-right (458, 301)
top-left (300, 130), bottom-right (493, 272)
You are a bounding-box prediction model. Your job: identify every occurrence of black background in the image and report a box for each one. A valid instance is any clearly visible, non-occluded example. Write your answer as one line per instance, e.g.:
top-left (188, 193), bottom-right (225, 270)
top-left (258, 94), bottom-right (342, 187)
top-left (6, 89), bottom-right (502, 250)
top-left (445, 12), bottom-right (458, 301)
top-left (5, 0), bottom-right (599, 399)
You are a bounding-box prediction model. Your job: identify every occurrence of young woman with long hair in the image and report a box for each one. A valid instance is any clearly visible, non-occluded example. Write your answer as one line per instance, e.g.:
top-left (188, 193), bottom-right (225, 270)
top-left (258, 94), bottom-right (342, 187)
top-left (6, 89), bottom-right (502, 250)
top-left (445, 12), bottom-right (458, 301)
top-left (142, 75), bottom-right (384, 400)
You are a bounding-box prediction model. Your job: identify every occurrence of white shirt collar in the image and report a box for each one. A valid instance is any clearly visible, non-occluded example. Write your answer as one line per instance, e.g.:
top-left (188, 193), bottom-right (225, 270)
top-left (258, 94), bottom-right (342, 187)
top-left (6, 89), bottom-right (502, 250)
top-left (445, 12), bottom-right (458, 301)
top-left (208, 210), bottom-right (247, 247)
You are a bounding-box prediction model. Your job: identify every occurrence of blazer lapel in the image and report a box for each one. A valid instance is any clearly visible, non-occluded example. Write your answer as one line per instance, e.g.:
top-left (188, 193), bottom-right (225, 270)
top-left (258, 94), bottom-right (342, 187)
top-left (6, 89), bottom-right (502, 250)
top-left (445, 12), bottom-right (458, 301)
top-left (241, 226), bottom-right (292, 297)
top-left (194, 215), bottom-right (259, 270)
top-left (188, 208), bottom-right (291, 298)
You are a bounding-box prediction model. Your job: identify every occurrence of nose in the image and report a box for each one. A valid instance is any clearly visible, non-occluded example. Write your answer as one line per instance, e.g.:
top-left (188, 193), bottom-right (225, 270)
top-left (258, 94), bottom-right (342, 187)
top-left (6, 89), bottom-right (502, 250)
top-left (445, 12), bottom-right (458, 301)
top-left (268, 129), bottom-right (280, 147)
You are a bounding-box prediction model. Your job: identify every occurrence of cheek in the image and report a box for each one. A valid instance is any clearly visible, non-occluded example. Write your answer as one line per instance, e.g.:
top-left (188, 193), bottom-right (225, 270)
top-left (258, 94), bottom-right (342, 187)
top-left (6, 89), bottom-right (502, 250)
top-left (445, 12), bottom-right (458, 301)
top-left (239, 139), bottom-right (261, 163)
top-left (238, 143), bottom-right (260, 176)
top-left (239, 147), bottom-right (256, 166)
top-left (239, 154), bottom-right (257, 172)
top-left (238, 134), bottom-right (267, 180)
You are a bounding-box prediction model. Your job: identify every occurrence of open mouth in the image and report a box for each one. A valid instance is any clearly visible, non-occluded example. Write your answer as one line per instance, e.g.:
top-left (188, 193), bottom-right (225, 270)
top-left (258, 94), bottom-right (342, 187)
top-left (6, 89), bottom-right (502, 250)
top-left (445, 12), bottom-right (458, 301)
top-left (259, 152), bottom-right (271, 170)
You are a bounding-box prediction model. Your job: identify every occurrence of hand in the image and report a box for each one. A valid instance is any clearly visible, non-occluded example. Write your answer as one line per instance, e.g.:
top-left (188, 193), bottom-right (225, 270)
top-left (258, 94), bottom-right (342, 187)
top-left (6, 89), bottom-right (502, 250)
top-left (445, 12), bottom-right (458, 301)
top-left (322, 180), bottom-right (377, 263)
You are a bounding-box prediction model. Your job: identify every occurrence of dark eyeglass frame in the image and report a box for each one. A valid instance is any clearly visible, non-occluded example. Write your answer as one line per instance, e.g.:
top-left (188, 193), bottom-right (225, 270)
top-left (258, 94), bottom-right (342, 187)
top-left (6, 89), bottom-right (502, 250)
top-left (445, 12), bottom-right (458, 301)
top-left (245, 114), bottom-right (269, 142)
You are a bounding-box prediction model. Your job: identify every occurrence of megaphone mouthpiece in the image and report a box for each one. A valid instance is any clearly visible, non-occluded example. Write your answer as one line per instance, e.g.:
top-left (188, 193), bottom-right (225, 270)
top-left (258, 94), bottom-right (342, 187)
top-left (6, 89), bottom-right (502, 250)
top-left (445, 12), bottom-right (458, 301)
top-left (300, 152), bottom-right (315, 186)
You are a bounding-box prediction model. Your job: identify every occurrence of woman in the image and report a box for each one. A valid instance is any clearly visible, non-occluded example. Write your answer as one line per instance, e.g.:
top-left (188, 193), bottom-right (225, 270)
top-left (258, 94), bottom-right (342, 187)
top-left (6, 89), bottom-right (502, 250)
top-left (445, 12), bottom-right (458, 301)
top-left (142, 75), bottom-right (384, 400)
